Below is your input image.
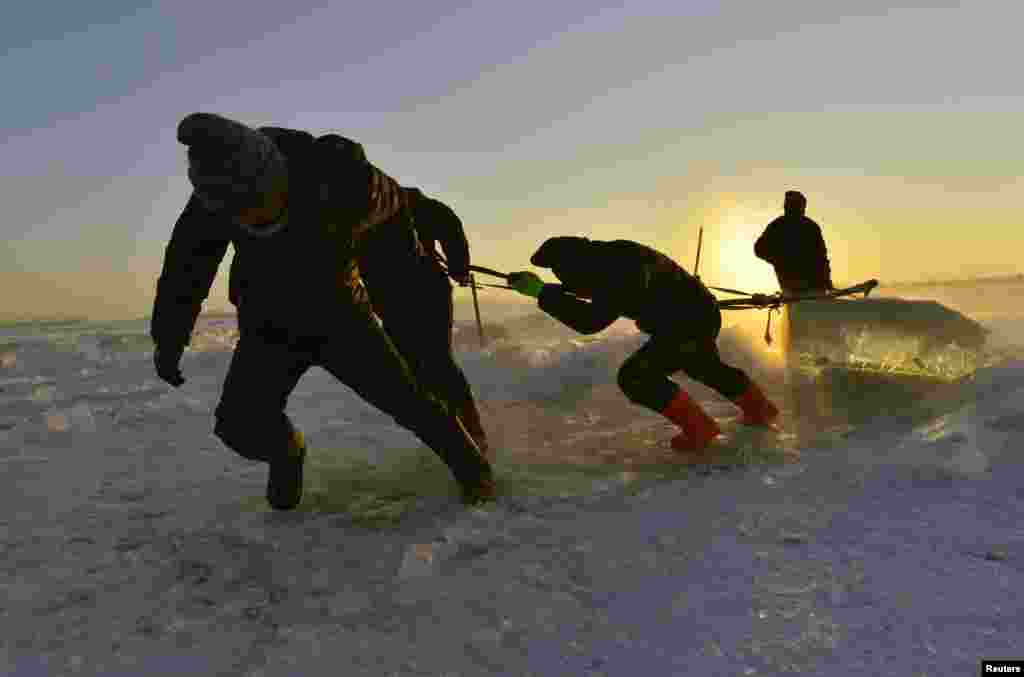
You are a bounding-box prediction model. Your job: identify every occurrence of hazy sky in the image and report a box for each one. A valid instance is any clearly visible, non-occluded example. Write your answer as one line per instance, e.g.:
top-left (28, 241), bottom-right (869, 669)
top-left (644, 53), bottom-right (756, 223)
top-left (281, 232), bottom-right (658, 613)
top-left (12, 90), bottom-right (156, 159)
top-left (2, 1), bottom-right (1022, 320)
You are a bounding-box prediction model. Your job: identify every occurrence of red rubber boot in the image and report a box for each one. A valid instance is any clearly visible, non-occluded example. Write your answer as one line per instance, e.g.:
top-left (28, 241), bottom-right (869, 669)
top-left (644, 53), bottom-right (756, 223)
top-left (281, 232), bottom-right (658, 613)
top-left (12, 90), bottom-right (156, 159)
top-left (732, 380), bottom-right (780, 426)
top-left (660, 389), bottom-right (722, 452)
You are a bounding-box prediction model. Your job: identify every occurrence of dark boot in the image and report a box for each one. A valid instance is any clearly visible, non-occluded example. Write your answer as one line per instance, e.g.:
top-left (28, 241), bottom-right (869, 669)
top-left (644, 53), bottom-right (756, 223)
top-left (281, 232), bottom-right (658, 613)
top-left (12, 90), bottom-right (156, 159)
top-left (732, 380), bottom-right (780, 426)
top-left (461, 476), bottom-right (497, 506)
top-left (266, 428), bottom-right (306, 511)
top-left (411, 405), bottom-right (496, 505)
top-left (660, 389), bottom-right (721, 452)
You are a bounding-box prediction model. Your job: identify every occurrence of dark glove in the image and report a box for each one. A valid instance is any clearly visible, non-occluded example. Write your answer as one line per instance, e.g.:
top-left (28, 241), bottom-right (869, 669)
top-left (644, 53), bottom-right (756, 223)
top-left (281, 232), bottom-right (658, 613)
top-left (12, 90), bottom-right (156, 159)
top-left (449, 269), bottom-right (472, 287)
top-left (508, 271), bottom-right (545, 298)
top-left (154, 345), bottom-right (185, 387)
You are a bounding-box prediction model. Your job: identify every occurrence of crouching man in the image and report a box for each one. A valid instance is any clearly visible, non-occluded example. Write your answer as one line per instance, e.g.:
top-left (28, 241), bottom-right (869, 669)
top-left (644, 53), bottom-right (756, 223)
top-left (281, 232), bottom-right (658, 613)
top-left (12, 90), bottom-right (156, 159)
top-left (508, 237), bottom-right (779, 453)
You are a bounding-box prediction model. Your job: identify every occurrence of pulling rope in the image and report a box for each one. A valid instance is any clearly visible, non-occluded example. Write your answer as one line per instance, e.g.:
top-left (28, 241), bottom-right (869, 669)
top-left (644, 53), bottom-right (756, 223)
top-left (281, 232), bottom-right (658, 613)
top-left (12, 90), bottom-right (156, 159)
top-left (469, 273), bottom-right (485, 347)
top-left (468, 264), bottom-right (511, 280)
top-left (431, 252), bottom-right (489, 346)
top-left (718, 280), bottom-right (879, 344)
top-left (434, 259), bottom-right (511, 289)
top-left (707, 285), bottom-right (756, 297)
top-left (446, 256), bottom-right (878, 346)
top-left (764, 307), bottom-right (779, 345)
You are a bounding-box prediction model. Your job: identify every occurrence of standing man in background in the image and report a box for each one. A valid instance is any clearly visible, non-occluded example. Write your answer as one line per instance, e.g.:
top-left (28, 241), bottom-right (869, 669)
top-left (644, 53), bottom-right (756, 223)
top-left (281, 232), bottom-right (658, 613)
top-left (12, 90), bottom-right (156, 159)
top-left (754, 191), bottom-right (833, 294)
top-left (755, 191), bottom-right (835, 424)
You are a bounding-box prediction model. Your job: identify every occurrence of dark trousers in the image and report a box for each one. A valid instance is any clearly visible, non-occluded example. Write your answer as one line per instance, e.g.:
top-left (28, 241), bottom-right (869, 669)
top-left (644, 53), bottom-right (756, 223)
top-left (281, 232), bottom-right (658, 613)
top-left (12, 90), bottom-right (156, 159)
top-left (213, 302), bottom-right (489, 485)
top-left (617, 307), bottom-right (750, 413)
top-left (379, 280), bottom-right (475, 410)
top-left (363, 260), bottom-right (476, 410)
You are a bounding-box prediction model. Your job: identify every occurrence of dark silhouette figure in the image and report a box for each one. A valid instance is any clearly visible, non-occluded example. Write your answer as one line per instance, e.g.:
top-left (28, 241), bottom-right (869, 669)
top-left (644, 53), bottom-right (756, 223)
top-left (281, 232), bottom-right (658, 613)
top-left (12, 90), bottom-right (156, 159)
top-left (754, 191), bottom-right (833, 294)
top-left (509, 237), bottom-right (779, 454)
top-left (150, 113), bottom-right (494, 509)
top-left (356, 188), bottom-right (491, 459)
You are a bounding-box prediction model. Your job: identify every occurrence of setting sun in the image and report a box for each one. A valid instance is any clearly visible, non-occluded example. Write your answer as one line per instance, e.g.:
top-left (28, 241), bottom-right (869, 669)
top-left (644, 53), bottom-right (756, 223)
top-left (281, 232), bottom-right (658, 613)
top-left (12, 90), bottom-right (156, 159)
top-left (695, 203), bottom-right (781, 295)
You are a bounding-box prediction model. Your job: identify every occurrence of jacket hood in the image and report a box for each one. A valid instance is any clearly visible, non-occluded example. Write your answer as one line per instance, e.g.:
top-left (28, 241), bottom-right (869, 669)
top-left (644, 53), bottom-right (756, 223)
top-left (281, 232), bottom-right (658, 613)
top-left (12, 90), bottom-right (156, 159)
top-left (529, 236), bottom-right (591, 268)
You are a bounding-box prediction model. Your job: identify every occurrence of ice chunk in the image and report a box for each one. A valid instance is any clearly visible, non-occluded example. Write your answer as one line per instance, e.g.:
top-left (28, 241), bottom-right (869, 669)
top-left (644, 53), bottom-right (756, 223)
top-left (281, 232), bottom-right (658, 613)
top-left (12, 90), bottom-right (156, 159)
top-left (397, 542), bottom-right (445, 579)
top-left (890, 401), bottom-right (1009, 477)
top-left (45, 410), bottom-right (69, 432)
top-left (68, 401), bottom-right (98, 434)
top-left (42, 402), bottom-right (100, 434)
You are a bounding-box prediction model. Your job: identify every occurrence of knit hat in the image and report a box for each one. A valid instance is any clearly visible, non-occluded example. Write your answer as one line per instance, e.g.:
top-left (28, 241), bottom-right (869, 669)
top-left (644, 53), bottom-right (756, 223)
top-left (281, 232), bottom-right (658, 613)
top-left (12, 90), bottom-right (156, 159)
top-left (529, 236), bottom-right (591, 268)
top-left (784, 190), bottom-right (807, 213)
top-left (530, 236), bottom-right (598, 296)
top-left (176, 112), bottom-right (287, 214)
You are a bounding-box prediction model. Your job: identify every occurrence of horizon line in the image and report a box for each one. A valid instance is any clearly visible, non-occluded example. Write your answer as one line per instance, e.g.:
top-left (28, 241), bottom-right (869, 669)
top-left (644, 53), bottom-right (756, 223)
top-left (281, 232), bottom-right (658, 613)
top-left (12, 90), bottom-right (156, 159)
top-left (3, 273), bottom-right (1023, 325)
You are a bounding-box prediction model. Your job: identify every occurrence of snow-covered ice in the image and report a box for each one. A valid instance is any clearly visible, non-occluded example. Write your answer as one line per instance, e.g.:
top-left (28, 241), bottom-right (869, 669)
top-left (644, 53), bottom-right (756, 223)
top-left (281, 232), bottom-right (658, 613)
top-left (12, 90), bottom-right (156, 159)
top-left (1, 308), bottom-right (1023, 676)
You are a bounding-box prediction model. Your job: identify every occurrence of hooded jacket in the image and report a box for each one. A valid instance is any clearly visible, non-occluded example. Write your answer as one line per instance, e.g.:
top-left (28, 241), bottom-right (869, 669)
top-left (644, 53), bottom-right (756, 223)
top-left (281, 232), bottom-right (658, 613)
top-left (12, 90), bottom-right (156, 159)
top-left (530, 237), bottom-right (718, 336)
top-left (356, 188), bottom-right (470, 298)
top-left (409, 190), bottom-right (470, 279)
top-left (754, 212), bottom-right (833, 293)
top-left (150, 127), bottom-right (405, 348)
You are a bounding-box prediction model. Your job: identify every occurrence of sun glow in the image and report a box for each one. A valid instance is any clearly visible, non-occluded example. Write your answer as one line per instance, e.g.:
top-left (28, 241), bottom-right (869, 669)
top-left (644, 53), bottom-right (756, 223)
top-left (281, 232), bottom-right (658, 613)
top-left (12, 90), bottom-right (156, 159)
top-left (668, 200), bottom-right (790, 361)
top-left (699, 204), bottom-right (781, 295)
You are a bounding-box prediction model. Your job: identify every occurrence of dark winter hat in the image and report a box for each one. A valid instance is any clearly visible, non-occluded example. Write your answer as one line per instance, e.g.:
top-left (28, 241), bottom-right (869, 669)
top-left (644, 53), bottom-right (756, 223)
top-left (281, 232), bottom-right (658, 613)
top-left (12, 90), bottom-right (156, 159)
top-left (177, 112), bottom-right (287, 214)
top-left (529, 236), bottom-right (591, 268)
top-left (784, 190), bottom-right (807, 211)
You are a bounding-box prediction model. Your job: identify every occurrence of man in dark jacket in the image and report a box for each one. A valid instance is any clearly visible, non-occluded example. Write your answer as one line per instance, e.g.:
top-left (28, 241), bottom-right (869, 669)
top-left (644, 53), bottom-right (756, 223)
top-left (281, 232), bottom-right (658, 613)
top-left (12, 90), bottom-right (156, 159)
top-left (754, 191), bottom-right (833, 294)
top-left (507, 237), bottom-right (780, 453)
top-left (356, 188), bottom-right (491, 459)
top-left (150, 112), bottom-right (495, 510)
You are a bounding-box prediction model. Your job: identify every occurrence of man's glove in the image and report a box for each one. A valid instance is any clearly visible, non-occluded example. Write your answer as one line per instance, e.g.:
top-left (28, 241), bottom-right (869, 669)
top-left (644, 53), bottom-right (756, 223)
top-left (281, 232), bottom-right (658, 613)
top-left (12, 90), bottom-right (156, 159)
top-left (449, 268), bottom-right (472, 287)
top-left (154, 345), bottom-right (185, 387)
top-left (508, 271), bottom-right (545, 298)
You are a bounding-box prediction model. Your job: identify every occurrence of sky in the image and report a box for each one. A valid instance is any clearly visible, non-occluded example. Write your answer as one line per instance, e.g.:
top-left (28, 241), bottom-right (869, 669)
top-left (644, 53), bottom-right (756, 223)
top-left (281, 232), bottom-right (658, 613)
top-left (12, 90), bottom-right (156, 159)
top-left (2, 0), bottom-right (1022, 321)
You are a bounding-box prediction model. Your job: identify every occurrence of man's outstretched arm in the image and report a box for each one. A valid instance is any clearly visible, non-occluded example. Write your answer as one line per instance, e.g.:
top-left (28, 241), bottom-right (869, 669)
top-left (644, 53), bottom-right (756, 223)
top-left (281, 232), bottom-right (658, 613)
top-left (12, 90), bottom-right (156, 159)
top-left (754, 217), bottom-right (784, 264)
top-left (150, 196), bottom-right (230, 351)
top-left (537, 285), bottom-right (620, 335)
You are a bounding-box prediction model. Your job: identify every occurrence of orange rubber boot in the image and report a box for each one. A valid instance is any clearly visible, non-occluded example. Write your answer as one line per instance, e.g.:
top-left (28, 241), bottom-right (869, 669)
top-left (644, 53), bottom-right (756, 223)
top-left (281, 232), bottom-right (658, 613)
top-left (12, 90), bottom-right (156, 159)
top-left (732, 380), bottom-right (780, 426)
top-left (660, 389), bottom-right (721, 452)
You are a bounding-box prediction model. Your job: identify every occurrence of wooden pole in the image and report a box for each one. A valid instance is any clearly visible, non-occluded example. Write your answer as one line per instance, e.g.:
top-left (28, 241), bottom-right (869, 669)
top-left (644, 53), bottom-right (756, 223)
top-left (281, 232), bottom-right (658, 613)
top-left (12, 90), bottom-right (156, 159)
top-left (694, 226), bottom-right (704, 279)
